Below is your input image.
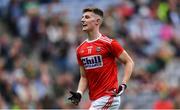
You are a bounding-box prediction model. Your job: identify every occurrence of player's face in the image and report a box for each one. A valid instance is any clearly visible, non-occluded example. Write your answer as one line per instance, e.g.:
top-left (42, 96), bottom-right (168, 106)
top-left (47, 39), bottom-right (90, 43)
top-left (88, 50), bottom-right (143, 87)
top-left (81, 12), bottom-right (98, 32)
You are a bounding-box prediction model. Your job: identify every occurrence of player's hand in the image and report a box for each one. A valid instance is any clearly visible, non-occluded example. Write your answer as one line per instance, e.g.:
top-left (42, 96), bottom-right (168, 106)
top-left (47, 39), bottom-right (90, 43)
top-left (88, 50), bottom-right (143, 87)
top-left (117, 84), bottom-right (127, 96)
top-left (68, 91), bottom-right (82, 105)
top-left (106, 84), bottom-right (127, 96)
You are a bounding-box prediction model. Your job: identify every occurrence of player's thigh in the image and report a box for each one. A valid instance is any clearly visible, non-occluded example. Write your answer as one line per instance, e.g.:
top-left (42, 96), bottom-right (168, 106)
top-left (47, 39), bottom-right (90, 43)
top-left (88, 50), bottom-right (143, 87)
top-left (109, 95), bottom-right (121, 109)
top-left (89, 96), bottom-right (109, 109)
top-left (89, 95), bottom-right (121, 110)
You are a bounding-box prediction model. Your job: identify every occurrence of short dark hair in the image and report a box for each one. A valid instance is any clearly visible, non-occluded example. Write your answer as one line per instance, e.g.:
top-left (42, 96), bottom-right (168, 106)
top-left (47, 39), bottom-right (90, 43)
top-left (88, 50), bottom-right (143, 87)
top-left (83, 7), bottom-right (104, 18)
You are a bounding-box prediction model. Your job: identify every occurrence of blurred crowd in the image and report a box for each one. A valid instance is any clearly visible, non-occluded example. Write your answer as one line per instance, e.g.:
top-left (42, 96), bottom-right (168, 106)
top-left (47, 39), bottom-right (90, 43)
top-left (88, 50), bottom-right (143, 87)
top-left (0, 0), bottom-right (179, 109)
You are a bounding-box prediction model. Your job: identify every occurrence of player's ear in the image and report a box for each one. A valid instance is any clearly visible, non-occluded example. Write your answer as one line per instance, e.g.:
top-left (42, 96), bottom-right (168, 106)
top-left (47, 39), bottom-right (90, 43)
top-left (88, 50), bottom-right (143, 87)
top-left (96, 18), bottom-right (101, 25)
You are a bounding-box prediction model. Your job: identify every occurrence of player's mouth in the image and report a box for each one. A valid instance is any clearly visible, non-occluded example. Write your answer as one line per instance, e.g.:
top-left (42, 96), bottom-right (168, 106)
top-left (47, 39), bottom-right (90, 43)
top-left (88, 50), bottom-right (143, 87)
top-left (82, 24), bottom-right (87, 27)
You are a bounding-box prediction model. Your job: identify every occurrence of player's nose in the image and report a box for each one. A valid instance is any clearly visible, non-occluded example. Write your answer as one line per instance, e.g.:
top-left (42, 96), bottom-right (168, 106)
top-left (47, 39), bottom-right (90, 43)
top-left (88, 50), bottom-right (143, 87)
top-left (81, 18), bottom-right (85, 24)
top-left (81, 20), bottom-right (84, 24)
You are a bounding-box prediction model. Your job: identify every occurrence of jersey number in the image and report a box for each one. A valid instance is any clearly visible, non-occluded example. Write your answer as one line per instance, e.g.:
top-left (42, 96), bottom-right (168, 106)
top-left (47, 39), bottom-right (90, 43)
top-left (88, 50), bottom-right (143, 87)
top-left (88, 48), bottom-right (92, 54)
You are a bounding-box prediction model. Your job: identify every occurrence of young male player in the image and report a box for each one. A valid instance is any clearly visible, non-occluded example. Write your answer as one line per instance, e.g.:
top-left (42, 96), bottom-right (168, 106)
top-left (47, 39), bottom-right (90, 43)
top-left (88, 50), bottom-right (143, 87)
top-left (68, 7), bottom-right (134, 109)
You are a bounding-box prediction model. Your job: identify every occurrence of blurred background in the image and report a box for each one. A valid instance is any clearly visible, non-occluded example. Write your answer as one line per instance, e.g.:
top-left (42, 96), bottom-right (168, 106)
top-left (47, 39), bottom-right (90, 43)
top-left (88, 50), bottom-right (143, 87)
top-left (0, 0), bottom-right (179, 109)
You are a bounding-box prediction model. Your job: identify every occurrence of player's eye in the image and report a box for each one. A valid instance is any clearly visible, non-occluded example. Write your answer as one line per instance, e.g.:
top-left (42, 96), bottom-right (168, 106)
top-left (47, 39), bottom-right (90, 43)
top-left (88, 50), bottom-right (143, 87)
top-left (85, 15), bottom-right (90, 19)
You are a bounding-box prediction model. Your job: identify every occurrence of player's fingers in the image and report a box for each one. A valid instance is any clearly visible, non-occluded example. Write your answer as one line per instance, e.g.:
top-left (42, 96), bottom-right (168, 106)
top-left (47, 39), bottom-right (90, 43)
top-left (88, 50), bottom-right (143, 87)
top-left (72, 100), bottom-right (78, 105)
top-left (68, 97), bottom-right (75, 101)
top-left (74, 102), bottom-right (78, 105)
top-left (69, 98), bottom-right (78, 104)
top-left (117, 90), bottom-right (124, 96)
top-left (71, 99), bottom-right (75, 103)
top-left (69, 91), bottom-right (76, 95)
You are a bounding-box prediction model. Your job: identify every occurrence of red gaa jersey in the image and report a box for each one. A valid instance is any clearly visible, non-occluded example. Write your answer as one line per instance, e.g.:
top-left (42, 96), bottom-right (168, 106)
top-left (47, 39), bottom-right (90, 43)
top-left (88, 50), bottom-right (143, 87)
top-left (76, 34), bottom-right (124, 100)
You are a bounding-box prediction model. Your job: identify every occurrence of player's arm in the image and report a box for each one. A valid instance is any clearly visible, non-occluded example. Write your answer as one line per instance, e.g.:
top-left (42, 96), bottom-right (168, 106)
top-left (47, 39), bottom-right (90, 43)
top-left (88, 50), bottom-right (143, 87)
top-left (77, 66), bottom-right (88, 95)
top-left (115, 50), bottom-right (134, 96)
top-left (118, 50), bottom-right (134, 84)
top-left (111, 39), bottom-right (134, 85)
top-left (68, 66), bottom-right (88, 105)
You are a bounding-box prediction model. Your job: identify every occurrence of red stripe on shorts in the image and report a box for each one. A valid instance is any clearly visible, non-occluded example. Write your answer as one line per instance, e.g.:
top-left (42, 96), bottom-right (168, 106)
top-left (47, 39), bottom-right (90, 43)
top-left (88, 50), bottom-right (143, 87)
top-left (102, 96), bottom-right (114, 110)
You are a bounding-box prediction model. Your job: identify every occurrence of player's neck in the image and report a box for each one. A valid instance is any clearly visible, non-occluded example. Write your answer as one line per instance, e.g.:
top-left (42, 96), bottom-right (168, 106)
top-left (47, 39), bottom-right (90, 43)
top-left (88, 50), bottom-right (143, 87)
top-left (87, 30), bottom-right (101, 41)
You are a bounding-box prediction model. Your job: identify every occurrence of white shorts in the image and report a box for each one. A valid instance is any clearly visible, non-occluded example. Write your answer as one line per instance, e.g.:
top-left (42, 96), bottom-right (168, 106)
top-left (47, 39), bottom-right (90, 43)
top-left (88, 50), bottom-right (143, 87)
top-left (89, 95), bottom-right (121, 110)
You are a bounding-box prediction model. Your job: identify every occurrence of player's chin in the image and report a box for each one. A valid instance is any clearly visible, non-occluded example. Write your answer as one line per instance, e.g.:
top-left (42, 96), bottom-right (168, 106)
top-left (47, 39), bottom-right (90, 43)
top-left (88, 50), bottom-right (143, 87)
top-left (82, 28), bottom-right (89, 32)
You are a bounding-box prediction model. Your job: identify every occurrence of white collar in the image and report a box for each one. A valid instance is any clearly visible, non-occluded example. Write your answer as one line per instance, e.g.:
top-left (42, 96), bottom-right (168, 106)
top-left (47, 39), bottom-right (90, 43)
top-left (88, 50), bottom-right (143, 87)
top-left (86, 33), bottom-right (102, 43)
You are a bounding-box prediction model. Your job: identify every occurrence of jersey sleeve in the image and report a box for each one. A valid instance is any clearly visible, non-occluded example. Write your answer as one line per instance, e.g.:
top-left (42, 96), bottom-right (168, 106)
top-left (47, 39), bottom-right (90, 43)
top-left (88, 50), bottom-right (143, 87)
top-left (76, 49), bottom-right (83, 66)
top-left (110, 39), bottom-right (124, 58)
